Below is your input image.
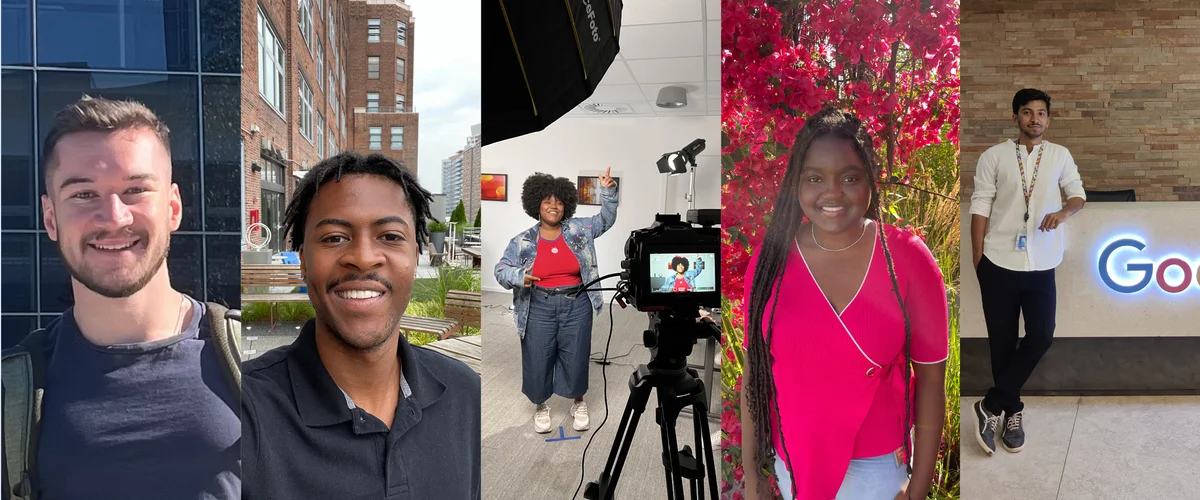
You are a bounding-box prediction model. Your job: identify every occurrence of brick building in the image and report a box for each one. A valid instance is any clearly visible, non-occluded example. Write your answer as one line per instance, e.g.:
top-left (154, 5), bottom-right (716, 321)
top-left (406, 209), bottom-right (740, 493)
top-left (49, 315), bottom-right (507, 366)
top-left (961, 1), bottom-right (1200, 202)
top-left (242, 0), bottom-right (419, 253)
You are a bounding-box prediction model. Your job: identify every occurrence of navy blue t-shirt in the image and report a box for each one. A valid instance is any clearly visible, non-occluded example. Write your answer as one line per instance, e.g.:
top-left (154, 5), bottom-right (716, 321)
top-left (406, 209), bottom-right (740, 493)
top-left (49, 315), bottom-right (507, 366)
top-left (34, 297), bottom-right (241, 499)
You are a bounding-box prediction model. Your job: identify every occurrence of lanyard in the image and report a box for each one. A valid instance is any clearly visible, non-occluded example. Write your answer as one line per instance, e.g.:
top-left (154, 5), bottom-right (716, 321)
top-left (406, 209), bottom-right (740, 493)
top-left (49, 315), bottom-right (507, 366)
top-left (1014, 141), bottom-right (1044, 222)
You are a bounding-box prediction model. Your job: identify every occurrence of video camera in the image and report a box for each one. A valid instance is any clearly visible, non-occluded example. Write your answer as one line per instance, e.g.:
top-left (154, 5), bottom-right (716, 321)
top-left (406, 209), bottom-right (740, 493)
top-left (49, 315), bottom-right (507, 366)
top-left (619, 209), bottom-right (721, 311)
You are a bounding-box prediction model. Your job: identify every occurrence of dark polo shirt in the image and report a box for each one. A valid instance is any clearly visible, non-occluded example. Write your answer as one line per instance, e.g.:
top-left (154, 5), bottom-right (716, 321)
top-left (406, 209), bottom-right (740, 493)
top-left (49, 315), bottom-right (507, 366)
top-left (241, 320), bottom-right (480, 500)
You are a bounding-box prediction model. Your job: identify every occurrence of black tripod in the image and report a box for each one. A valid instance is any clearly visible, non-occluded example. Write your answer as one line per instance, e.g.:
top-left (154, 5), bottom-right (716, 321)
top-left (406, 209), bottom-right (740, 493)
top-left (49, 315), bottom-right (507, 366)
top-left (584, 308), bottom-right (721, 500)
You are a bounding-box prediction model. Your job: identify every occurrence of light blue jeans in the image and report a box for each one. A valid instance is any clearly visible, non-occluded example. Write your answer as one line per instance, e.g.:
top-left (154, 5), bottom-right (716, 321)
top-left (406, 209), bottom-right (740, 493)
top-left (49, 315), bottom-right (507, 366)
top-left (774, 451), bottom-right (908, 499)
top-left (520, 286), bottom-right (593, 404)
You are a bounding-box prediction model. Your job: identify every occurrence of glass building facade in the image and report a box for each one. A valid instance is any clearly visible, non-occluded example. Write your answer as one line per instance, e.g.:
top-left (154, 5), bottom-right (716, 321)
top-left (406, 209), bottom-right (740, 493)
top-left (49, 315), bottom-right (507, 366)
top-left (1, 0), bottom-right (242, 347)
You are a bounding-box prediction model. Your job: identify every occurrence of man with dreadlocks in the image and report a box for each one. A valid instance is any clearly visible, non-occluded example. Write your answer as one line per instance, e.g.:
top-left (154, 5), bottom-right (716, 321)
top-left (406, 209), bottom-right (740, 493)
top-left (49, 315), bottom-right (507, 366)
top-left (740, 108), bottom-right (949, 500)
top-left (495, 168), bottom-right (618, 434)
top-left (241, 153), bottom-right (481, 499)
top-left (970, 89), bottom-right (1086, 456)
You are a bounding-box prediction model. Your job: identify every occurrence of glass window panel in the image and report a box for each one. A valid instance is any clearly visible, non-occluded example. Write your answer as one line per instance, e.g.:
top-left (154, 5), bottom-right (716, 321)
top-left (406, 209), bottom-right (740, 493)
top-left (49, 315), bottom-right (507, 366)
top-left (1, 233), bottom-right (37, 313)
top-left (201, 76), bottom-right (241, 232)
top-left (2, 316), bottom-right (37, 349)
top-left (2, 70), bottom-right (36, 230)
top-left (200, 0), bottom-right (240, 73)
top-left (2, 0), bottom-right (33, 65)
top-left (37, 0), bottom-right (197, 71)
top-left (205, 235), bottom-right (240, 308)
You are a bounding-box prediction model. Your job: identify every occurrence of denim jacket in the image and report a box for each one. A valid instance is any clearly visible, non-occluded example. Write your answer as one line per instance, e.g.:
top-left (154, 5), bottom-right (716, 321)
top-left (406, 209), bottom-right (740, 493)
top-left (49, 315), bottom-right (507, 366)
top-left (494, 185), bottom-right (618, 338)
top-left (657, 257), bottom-right (705, 292)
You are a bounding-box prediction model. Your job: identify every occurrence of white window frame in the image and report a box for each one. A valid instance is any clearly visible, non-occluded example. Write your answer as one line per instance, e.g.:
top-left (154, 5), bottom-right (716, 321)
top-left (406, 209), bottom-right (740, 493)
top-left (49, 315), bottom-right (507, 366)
top-left (396, 58), bottom-right (404, 81)
top-left (390, 126), bottom-right (403, 150)
top-left (257, 9), bottom-right (286, 117)
top-left (395, 93), bottom-right (404, 112)
top-left (368, 19), bottom-right (380, 43)
top-left (369, 127), bottom-right (382, 150)
top-left (299, 75), bottom-right (314, 141)
top-left (366, 92), bottom-right (379, 112)
top-left (367, 56), bottom-right (379, 79)
top-left (316, 34), bottom-right (324, 91)
top-left (397, 20), bottom-right (406, 46)
top-left (316, 113), bottom-right (325, 157)
top-left (298, 0), bottom-right (313, 51)
top-left (328, 127), bottom-right (336, 156)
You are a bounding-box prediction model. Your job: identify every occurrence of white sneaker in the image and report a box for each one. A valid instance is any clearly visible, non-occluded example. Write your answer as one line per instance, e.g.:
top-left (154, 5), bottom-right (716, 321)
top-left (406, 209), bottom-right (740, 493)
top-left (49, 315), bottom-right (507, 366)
top-left (533, 403), bottom-right (552, 433)
top-left (571, 401), bottom-right (590, 431)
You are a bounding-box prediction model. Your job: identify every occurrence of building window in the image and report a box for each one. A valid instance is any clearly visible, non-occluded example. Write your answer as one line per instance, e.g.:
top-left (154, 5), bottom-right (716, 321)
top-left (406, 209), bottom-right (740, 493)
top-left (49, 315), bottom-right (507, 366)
top-left (397, 21), bottom-right (407, 46)
top-left (316, 114), bottom-right (325, 157)
top-left (368, 19), bottom-right (380, 43)
top-left (391, 126), bottom-right (404, 150)
top-left (328, 9), bottom-right (335, 41)
top-left (340, 108), bottom-right (346, 137)
top-left (329, 128), bottom-right (337, 156)
top-left (396, 58), bottom-right (404, 81)
top-left (257, 10), bottom-right (286, 116)
top-left (328, 71), bottom-right (335, 104)
top-left (369, 127), bottom-right (382, 150)
top-left (395, 94), bottom-right (405, 112)
top-left (299, 76), bottom-right (314, 141)
top-left (367, 92), bottom-right (379, 112)
top-left (316, 35), bottom-right (324, 90)
top-left (298, 0), bottom-right (313, 51)
top-left (367, 56), bottom-right (379, 79)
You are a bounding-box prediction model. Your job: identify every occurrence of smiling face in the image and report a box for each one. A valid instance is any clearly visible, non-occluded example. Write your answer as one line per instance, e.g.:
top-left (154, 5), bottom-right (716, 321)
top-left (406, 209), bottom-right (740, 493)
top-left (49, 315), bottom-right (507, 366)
top-left (796, 135), bottom-right (873, 235)
top-left (1014, 100), bottom-right (1050, 140)
top-left (41, 128), bottom-right (181, 298)
top-left (539, 196), bottom-right (564, 226)
top-left (300, 173), bottom-right (418, 351)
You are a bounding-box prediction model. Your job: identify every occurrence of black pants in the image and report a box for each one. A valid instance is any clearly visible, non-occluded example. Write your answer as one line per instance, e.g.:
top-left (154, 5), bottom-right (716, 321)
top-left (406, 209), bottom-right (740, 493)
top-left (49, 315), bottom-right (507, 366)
top-left (976, 255), bottom-right (1057, 415)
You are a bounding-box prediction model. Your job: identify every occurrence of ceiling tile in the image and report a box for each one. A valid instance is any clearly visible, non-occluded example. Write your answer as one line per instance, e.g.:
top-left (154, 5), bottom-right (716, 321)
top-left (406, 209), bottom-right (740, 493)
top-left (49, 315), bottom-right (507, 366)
top-left (706, 56), bottom-right (719, 81)
top-left (628, 102), bottom-right (656, 114)
top-left (622, 0), bottom-right (704, 25)
top-left (706, 21), bottom-right (720, 55)
top-left (627, 57), bottom-right (705, 83)
top-left (620, 22), bottom-right (704, 60)
top-left (597, 62), bottom-right (636, 85)
top-left (705, 0), bottom-right (720, 21)
top-left (707, 98), bottom-right (720, 116)
top-left (652, 101), bottom-right (707, 116)
top-left (589, 84), bottom-right (649, 102)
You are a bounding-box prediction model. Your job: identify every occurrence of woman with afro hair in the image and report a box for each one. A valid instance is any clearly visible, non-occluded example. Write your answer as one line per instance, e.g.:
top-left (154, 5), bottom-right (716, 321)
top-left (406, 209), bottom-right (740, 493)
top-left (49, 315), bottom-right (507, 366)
top-left (495, 167), bottom-right (619, 433)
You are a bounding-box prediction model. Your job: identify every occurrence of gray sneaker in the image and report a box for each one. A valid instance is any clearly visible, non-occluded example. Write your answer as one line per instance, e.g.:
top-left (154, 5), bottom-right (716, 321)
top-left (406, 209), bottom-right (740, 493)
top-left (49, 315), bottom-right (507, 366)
top-left (973, 400), bottom-right (1001, 455)
top-left (1002, 411), bottom-right (1025, 452)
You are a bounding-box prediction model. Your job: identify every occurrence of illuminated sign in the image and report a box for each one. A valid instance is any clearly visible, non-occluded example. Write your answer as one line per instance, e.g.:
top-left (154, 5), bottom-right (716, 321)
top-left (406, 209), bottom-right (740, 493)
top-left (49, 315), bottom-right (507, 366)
top-left (1098, 236), bottom-right (1198, 294)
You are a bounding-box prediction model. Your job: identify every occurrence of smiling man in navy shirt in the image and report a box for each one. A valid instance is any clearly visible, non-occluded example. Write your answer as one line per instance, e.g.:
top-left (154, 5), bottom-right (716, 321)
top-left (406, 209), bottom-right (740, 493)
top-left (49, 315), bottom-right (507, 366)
top-left (240, 152), bottom-right (481, 500)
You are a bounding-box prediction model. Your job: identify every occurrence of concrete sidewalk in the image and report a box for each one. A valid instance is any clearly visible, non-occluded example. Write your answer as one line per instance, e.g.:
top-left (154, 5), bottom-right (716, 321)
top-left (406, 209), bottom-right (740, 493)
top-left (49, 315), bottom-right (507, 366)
top-left (961, 396), bottom-right (1200, 499)
top-left (482, 291), bottom-right (722, 500)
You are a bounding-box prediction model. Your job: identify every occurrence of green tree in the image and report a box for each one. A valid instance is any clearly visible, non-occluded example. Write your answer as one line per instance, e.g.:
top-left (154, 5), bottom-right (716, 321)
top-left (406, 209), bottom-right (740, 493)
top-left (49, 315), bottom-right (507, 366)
top-left (473, 209), bottom-right (481, 227)
top-left (450, 200), bottom-right (468, 234)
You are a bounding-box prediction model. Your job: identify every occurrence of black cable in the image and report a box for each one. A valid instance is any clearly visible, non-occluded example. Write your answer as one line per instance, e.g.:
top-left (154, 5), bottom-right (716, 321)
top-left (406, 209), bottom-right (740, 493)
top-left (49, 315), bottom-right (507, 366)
top-left (590, 343), bottom-right (641, 364)
top-left (572, 284), bottom-right (624, 500)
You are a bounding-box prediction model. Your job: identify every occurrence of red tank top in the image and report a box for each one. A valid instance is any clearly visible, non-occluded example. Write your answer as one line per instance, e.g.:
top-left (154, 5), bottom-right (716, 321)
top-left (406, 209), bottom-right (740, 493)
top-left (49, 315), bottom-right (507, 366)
top-left (530, 234), bottom-right (582, 288)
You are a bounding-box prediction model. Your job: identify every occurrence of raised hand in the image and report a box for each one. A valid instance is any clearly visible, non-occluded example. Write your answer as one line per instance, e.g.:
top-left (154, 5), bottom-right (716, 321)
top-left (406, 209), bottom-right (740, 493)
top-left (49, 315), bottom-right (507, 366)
top-left (598, 166), bottom-right (615, 188)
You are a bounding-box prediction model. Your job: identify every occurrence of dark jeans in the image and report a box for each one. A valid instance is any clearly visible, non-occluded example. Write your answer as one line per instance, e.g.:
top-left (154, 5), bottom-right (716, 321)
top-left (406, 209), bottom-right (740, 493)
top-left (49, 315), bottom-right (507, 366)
top-left (976, 255), bottom-right (1057, 415)
top-left (521, 285), bottom-right (593, 404)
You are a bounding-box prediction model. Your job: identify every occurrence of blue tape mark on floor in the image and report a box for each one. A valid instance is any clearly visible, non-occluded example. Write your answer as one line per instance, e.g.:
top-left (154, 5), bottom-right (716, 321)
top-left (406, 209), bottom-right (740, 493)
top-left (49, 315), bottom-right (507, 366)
top-left (545, 426), bottom-right (581, 443)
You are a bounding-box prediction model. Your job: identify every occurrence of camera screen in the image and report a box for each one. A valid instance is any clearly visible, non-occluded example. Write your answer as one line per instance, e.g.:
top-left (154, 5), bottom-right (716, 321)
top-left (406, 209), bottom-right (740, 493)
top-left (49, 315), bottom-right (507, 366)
top-left (650, 253), bottom-right (717, 293)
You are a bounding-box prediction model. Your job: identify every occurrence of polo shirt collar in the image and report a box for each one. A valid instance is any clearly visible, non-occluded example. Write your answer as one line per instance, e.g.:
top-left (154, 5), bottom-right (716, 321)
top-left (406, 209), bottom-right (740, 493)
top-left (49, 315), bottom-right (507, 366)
top-left (287, 319), bottom-right (447, 427)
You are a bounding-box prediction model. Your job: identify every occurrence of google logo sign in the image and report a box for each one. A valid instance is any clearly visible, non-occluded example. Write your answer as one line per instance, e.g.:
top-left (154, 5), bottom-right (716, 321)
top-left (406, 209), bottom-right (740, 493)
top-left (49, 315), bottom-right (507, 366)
top-left (1098, 237), bottom-right (1198, 294)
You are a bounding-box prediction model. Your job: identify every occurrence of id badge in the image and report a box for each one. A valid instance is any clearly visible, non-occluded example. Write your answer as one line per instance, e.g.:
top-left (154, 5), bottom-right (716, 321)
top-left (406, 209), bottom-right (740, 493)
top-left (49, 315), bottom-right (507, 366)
top-left (1016, 232), bottom-right (1028, 252)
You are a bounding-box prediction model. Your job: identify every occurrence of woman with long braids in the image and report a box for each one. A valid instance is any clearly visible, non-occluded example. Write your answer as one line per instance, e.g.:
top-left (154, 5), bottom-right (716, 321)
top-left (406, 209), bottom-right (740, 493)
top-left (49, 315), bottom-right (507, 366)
top-left (740, 108), bottom-right (949, 500)
top-left (495, 168), bottom-right (618, 433)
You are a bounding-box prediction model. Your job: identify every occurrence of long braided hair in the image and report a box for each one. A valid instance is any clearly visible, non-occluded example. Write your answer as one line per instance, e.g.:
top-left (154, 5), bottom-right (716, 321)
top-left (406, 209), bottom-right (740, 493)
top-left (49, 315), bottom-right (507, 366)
top-left (744, 108), bottom-right (913, 494)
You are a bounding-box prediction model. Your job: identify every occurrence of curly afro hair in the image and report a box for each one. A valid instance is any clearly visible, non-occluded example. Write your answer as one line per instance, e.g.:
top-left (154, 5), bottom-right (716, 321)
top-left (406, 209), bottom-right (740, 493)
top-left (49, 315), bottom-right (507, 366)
top-left (521, 172), bottom-right (578, 221)
top-left (670, 256), bottom-right (690, 273)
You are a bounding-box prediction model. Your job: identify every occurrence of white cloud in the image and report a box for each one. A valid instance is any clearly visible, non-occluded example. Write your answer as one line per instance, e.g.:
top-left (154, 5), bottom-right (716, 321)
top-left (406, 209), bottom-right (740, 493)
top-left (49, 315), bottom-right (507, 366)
top-left (409, 0), bottom-right (481, 195)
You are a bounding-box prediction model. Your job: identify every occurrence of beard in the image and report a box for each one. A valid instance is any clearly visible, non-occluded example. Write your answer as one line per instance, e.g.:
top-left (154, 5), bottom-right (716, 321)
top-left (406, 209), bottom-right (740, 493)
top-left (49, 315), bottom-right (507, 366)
top-left (1020, 124), bottom-right (1044, 139)
top-left (60, 229), bottom-right (170, 299)
top-left (319, 312), bottom-right (403, 352)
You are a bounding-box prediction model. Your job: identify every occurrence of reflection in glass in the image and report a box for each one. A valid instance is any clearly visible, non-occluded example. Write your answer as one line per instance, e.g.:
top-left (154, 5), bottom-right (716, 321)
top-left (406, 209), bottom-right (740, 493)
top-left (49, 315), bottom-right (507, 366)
top-left (2, 234), bottom-right (37, 313)
top-left (37, 71), bottom-right (202, 231)
top-left (202, 76), bottom-right (242, 232)
top-left (167, 234), bottom-right (204, 300)
top-left (38, 233), bottom-right (73, 313)
top-left (37, 0), bottom-right (197, 71)
top-left (2, 70), bottom-right (37, 230)
top-left (2, 0), bottom-right (32, 65)
top-left (206, 235), bottom-right (241, 309)
top-left (200, 0), bottom-right (241, 73)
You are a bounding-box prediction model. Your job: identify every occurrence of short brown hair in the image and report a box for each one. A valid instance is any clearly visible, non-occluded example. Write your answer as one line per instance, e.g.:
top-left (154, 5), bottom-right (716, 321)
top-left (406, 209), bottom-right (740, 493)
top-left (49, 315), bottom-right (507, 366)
top-left (42, 95), bottom-right (172, 191)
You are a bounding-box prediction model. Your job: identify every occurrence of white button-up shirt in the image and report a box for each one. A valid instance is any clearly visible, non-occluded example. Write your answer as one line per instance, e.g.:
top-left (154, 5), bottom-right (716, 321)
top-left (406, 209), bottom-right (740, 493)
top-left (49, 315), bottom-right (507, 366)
top-left (970, 139), bottom-right (1087, 272)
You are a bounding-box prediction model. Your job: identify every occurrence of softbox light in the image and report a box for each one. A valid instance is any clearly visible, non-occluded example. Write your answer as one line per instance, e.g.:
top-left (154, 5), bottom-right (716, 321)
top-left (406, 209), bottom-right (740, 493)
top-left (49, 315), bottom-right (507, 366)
top-left (482, 0), bottom-right (624, 147)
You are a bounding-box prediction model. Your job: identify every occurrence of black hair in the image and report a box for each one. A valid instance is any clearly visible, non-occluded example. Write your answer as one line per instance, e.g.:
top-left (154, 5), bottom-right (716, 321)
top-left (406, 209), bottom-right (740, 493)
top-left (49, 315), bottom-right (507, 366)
top-left (521, 173), bottom-right (578, 221)
top-left (281, 152), bottom-right (434, 253)
top-left (670, 256), bottom-right (690, 273)
top-left (1012, 88), bottom-right (1051, 115)
top-left (743, 107), bottom-right (913, 491)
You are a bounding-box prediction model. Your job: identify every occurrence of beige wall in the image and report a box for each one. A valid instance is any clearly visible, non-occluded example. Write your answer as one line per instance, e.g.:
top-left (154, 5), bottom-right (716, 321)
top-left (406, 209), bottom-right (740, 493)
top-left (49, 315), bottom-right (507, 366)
top-left (960, 202), bottom-right (1200, 338)
top-left (962, 1), bottom-right (1200, 201)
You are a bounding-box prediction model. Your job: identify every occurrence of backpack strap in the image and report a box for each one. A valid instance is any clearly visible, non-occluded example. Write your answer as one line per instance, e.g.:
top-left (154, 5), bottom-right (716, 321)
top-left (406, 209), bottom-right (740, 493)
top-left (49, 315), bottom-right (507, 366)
top-left (2, 330), bottom-right (48, 500)
top-left (205, 302), bottom-right (242, 395)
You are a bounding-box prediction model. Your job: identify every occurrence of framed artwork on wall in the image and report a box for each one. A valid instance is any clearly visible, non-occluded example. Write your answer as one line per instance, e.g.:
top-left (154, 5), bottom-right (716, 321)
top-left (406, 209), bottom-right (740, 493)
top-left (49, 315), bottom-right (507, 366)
top-left (577, 175), bottom-right (620, 206)
top-left (481, 173), bottom-right (508, 201)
